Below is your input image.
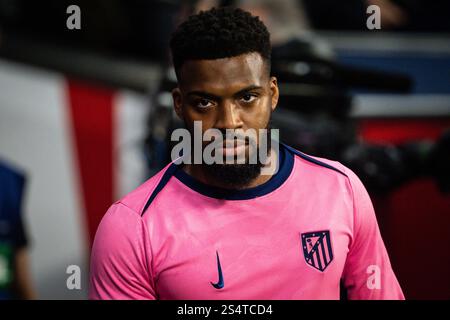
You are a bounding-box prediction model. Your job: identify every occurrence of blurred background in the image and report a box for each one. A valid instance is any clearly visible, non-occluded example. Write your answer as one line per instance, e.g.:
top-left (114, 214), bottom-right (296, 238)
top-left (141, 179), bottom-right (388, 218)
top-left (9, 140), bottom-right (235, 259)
top-left (0, 0), bottom-right (449, 299)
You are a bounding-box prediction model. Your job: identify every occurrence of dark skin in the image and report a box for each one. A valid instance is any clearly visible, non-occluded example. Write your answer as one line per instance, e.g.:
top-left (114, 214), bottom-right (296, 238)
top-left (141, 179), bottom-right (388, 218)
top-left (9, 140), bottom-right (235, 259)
top-left (172, 52), bottom-right (279, 189)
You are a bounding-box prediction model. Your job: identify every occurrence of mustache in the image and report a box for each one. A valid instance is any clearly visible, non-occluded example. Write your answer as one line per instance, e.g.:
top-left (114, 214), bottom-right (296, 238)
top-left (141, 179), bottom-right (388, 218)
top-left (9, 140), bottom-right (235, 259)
top-left (209, 128), bottom-right (271, 144)
top-left (206, 133), bottom-right (259, 148)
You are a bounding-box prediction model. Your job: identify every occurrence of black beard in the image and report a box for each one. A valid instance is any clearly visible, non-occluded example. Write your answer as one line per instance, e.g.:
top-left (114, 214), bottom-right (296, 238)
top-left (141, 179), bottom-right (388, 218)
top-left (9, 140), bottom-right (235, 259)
top-left (201, 126), bottom-right (272, 189)
top-left (202, 162), bottom-right (264, 189)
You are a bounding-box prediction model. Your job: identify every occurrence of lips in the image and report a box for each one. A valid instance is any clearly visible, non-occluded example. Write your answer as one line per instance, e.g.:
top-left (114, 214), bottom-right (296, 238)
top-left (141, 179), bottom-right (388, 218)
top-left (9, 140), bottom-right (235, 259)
top-left (223, 139), bottom-right (246, 148)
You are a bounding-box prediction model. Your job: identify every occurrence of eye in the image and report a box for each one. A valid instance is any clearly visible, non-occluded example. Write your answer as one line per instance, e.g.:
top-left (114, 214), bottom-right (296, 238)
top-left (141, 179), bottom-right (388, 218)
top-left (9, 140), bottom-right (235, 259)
top-left (195, 98), bottom-right (213, 109)
top-left (240, 93), bottom-right (257, 103)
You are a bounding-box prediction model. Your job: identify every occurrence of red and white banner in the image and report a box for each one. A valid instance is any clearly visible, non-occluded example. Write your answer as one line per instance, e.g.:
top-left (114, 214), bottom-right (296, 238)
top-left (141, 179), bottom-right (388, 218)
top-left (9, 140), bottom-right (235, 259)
top-left (0, 59), bottom-right (150, 299)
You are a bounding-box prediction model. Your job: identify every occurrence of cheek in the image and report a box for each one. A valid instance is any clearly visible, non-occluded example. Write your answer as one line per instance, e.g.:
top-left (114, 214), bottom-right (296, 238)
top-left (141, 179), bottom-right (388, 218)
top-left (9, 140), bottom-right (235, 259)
top-left (242, 98), bottom-right (272, 129)
top-left (240, 100), bottom-right (272, 148)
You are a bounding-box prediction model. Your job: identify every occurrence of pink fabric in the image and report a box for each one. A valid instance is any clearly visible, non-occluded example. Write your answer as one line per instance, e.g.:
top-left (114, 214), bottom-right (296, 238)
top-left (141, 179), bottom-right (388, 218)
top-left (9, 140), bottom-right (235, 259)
top-left (89, 148), bottom-right (404, 300)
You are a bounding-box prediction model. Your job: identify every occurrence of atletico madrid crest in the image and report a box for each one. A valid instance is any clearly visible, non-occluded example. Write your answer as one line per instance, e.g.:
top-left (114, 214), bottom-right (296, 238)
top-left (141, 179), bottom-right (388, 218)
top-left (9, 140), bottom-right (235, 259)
top-left (301, 230), bottom-right (334, 272)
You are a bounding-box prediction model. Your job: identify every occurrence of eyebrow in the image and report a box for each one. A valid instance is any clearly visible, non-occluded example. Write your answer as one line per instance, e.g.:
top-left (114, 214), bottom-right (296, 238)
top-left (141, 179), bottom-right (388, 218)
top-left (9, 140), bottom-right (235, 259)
top-left (186, 85), bottom-right (264, 100)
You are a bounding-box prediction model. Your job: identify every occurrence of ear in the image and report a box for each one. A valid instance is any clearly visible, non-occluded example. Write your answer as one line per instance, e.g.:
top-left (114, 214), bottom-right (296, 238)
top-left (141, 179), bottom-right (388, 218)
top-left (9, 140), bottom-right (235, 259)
top-left (172, 87), bottom-right (183, 120)
top-left (269, 76), bottom-right (279, 112)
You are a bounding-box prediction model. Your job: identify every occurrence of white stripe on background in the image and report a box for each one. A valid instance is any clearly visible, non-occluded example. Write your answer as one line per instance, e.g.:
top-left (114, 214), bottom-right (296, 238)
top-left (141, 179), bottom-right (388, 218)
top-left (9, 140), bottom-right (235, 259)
top-left (351, 94), bottom-right (450, 118)
top-left (114, 90), bottom-right (152, 200)
top-left (0, 59), bottom-right (88, 299)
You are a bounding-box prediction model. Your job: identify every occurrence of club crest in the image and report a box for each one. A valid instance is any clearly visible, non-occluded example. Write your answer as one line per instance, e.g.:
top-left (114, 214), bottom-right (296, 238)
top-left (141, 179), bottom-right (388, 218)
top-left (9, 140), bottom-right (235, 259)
top-left (301, 230), bottom-right (333, 272)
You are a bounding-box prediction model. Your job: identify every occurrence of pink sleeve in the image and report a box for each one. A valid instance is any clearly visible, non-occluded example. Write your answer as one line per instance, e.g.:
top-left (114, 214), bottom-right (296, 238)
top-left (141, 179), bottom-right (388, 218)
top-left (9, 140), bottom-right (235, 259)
top-left (342, 168), bottom-right (405, 300)
top-left (89, 202), bottom-right (157, 300)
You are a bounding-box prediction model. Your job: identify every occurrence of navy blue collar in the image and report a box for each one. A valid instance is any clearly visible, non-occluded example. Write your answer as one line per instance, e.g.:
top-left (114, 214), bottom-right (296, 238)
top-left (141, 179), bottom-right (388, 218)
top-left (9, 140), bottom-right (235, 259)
top-left (173, 143), bottom-right (294, 200)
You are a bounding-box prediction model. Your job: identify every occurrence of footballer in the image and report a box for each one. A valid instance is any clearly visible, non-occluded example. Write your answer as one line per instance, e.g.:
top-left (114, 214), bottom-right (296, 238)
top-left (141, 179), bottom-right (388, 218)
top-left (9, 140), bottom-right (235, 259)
top-left (89, 7), bottom-right (404, 300)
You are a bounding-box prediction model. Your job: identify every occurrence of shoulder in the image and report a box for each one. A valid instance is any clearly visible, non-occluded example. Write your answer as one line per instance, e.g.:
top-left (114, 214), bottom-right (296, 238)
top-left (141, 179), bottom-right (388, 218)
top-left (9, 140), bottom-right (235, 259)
top-left (283, 143), bottom-right (365, 197)
top-left (284, 143), bottom-right (355, 179)
top-left (115, 162), bottom-right (177, 215)
top-left (92, 162), bottom-right (178, 237)
top-left (94, 161), bottom-right (180, 239)
top-left (284, 144), bottom-right (374, 243)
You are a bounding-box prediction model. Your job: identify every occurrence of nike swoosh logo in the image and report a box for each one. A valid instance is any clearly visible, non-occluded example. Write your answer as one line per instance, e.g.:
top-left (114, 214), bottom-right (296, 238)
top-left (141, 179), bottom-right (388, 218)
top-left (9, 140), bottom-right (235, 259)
top-left (210, 251), bottom-right (224, 289)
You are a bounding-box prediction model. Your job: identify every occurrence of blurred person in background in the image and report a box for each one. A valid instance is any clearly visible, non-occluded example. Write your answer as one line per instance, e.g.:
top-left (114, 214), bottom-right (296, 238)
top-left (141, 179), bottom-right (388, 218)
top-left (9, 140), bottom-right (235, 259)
top-left (0, 160), bottom-right (35, 299)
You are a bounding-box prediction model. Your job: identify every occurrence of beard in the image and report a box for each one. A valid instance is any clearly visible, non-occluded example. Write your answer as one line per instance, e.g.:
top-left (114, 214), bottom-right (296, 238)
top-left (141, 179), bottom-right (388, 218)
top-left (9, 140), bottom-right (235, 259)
top-left (201, 124), bottom-right (273, 189)
top-left (202, 161), bottom-right (263, 189)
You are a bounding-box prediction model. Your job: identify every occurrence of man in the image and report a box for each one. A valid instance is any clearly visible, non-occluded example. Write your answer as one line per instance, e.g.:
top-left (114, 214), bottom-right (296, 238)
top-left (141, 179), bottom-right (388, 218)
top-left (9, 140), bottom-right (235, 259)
top-left (89, 7), bottom-right (404, 300)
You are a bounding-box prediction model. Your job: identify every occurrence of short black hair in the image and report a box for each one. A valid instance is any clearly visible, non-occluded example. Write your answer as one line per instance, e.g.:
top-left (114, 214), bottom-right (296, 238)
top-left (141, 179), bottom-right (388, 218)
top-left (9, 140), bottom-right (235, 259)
top-left (169, 7), bottom-right (271, 77)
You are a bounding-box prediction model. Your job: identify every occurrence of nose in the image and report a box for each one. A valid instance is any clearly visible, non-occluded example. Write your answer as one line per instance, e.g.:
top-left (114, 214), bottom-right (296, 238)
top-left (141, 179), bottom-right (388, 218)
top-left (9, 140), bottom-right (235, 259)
top-left (214, 100), bottom-right (243, 131)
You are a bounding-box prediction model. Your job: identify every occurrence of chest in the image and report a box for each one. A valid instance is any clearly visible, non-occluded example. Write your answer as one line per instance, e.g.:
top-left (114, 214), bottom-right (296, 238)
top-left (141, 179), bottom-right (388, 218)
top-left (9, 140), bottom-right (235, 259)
top-left (149, 194), bottom-right (354, 299)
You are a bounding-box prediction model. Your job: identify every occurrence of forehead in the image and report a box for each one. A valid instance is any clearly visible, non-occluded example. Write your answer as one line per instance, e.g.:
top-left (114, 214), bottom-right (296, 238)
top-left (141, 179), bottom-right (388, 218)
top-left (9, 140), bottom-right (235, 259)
top-left (178, 52), bottom-right (267, 93)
